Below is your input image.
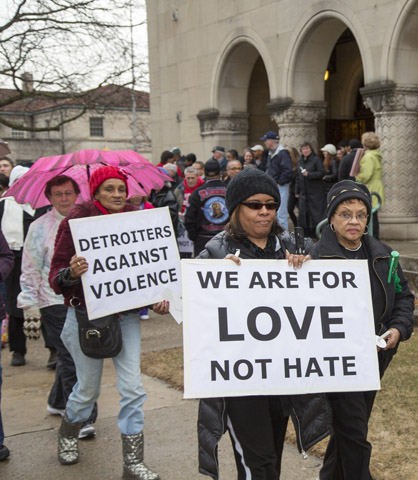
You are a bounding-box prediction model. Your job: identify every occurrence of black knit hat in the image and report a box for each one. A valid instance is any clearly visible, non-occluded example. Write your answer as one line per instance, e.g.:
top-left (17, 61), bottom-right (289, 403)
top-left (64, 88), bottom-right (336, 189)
top-left (327, 180), bottom-right (372, 222)
top-left (226, 168), bottom-right (280, 215)
top-left (204, 159), bottom-right (221, 177)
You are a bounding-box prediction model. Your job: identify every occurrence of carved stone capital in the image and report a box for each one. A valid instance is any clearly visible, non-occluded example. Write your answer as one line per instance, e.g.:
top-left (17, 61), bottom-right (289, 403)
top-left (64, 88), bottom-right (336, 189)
top-left (360, 83), bottom-right (418, 114)
top-left (268, 99), bottom-right (327, 125)
top-left (197, 109), bottom-right (249, 136)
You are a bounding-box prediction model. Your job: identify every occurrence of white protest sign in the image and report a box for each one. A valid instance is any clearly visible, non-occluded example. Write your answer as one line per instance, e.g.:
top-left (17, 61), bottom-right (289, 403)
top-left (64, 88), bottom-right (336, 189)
top-left (177, 218), bottom-right (194, 254)
top-left (69, 207), bottom-right (181, 320)
top-left (182, 259), bottom-right (380, 398)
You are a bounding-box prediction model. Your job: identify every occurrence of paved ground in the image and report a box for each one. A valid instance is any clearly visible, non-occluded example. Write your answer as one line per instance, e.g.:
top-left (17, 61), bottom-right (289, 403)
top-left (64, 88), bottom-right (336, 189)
top-left (0, 313), bottom-right (322, 480)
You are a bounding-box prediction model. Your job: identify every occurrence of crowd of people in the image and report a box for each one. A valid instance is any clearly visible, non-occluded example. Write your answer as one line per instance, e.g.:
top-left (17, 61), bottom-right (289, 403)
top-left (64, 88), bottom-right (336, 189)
top-left (0, 130), bottom-right (414, 480)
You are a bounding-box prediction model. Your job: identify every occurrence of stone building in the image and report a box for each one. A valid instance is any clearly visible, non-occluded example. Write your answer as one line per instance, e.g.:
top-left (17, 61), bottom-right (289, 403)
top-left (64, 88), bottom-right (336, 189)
top-left (146, 0), bottom-right (418, 239)
top-left (0, 84), bottom-right (152, 164)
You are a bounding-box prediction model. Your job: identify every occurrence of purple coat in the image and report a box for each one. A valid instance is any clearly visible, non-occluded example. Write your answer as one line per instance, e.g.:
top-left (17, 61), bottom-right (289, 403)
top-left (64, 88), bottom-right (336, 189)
top-left (0, 230), bottom-right (15, 320)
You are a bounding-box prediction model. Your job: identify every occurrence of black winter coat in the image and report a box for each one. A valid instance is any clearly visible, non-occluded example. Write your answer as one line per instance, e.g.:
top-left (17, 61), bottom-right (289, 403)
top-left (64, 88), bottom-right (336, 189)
top-left (311, 225), bottom-right (414, 375)
top-left (322, 158), bottom-right (339, 194)
top-left (184, 179), bottom-right (228, 242)
top-left (151, 185), bottom-right (179, 234)
top-left (338, 149), bottom-right (357, 181)
top-left (0, 230), bottom-right (14, 321)
top-left (197, 231), bottom-right (331, 479)
top-left (295, 154), bottom-right (327, 231)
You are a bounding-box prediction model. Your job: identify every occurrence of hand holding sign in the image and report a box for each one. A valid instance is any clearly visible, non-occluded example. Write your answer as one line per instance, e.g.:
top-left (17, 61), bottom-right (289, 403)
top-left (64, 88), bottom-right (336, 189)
top-left (69, 254), bottom-right (88, 278)
top-left (69, 207), bottom-right (181, 320)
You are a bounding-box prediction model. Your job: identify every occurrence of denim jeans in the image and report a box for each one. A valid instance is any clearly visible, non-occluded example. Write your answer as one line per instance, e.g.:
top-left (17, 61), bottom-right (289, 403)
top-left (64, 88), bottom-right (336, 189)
top-left (0, 333), bottom-right (4, 445)
top-left (277, 184), bottom-right (290, 231)
top-left (42, 305), bottom-right (97, 422)
top-left (61, 307), bottom-right (146, 435)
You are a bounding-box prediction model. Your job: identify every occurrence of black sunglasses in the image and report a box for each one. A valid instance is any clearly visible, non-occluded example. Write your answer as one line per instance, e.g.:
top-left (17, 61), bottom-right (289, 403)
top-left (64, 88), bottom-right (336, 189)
top-left (241, 202), bottom-right (279, 211)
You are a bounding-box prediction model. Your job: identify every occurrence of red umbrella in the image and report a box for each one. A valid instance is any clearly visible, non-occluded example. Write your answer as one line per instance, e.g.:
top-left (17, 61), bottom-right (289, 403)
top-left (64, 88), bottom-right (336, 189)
top-left (4, 149), bottom-right (171, 208)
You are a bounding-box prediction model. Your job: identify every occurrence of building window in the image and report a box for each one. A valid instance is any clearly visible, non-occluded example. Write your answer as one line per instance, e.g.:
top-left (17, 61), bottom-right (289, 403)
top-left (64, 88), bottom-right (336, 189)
top-left (11, 128), bottom-right (25, 139)
top-left (90, 117), bottom-right (104, 137)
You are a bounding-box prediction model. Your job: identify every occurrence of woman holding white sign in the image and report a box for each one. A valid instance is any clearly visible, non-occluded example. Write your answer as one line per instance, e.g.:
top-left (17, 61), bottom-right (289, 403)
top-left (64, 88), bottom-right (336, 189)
top-left (49, 165), bottom-right (166, 480)
top-left (311, 180), bottom-right (414, 480)
top-left (197, 168), bottom-right (331, 480)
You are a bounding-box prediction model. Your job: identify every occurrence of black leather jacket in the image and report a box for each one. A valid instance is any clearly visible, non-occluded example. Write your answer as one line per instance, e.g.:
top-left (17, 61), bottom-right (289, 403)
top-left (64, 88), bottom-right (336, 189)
top-left (311, 225), bottom-right (414, 375)
top-left (197, 231), bottom-right (331, 479)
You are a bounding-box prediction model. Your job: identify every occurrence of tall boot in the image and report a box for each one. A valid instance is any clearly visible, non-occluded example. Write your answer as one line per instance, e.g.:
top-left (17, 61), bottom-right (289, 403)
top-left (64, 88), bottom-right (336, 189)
top-left (58, 413), bottom-right (83, 465)
top-left (121, 433), bottom-right (160, 480)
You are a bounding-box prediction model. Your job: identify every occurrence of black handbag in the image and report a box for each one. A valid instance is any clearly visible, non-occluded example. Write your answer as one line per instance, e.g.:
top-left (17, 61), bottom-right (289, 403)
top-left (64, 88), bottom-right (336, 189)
top-left (75, 307), bottom-right (122, 359)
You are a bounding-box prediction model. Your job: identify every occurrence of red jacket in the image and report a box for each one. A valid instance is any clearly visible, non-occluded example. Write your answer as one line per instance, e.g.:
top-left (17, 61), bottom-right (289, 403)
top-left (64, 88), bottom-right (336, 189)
top-left (49, 201), bottom-right (138, 307)
top-left (181, 176), bottom-right (205, 213)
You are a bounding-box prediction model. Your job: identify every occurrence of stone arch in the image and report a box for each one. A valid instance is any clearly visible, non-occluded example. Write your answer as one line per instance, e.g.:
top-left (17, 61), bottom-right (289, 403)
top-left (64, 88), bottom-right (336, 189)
top-left (384, 0), bottom-right (418, 84)
top-left (283, 9), bottom-right (372, 101)
top-left (210, 28), bottom-right (277, 112)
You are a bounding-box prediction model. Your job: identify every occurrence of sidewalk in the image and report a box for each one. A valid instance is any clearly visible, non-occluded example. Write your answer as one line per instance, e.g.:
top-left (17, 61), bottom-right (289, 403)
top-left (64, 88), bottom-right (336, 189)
top-left (0, 314), bottom-right (322, 480)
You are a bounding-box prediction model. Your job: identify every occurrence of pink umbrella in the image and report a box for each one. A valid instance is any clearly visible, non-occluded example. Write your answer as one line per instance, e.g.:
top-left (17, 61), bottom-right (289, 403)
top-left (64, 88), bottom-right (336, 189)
top-left (5, 149), bottom-right (171, 208)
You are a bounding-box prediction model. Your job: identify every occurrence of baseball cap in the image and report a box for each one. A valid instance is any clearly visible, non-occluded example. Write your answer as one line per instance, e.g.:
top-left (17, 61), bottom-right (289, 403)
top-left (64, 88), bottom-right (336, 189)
top-left (250, 144), bottom-right (264, 151)
top-left (211, 146), bottom-right (225, 153)
top-left (260, 131), bottom-right (279, 141)
top-left (170, 147), bottom-right (181, 155)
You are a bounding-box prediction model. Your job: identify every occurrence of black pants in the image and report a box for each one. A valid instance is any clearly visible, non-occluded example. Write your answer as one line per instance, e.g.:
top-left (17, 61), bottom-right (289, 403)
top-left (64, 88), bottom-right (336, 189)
top-left (226, 396), bottom-right (289, 480)
top-left (41, 305), bottom-right (97, 423)
top-left (319, 390), bottom-right (377, 480)
top-left (8, 315), bottom-right (26, 355)
top-left (5, 254), bottom-right (26, 355)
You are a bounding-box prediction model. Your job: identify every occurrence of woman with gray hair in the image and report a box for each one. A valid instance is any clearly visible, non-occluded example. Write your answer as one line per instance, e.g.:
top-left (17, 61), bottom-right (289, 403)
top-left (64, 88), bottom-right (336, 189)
top-left (310, 179), bottom-right (414, 480)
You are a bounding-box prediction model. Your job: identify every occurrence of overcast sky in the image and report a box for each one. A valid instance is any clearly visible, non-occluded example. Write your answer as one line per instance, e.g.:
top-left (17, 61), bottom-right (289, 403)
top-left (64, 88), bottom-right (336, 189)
top-left (0, 0), bottom-right (150, 92)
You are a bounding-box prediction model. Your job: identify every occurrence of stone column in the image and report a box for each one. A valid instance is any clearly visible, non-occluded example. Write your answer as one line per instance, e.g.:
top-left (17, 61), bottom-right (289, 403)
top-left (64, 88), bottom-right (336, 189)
top-left (268, 99), bottom-right (327, 152)
top-left (197, 109), bottom-right (249, 155)
top-left (361, 84), bottom-right (418, 239)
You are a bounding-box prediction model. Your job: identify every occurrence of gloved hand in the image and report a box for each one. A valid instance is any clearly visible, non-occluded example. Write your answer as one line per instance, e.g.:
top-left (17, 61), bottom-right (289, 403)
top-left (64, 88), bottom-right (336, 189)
top-left (23, 307), bottom-right (42, 340)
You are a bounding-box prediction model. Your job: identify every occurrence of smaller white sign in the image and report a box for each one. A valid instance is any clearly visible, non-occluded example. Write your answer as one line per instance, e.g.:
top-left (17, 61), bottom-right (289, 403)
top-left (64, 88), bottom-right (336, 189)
top-left (69, 207), bottom-right (181, 319)
top-left (177, 218), bottom-right (194, 254)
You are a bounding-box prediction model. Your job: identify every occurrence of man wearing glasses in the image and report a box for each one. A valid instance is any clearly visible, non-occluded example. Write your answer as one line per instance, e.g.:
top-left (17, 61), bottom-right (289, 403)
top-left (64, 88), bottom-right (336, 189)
top-left (225, 160), bottom-right (243, 185)
top-left (18, 175), bottom-right (97, 439)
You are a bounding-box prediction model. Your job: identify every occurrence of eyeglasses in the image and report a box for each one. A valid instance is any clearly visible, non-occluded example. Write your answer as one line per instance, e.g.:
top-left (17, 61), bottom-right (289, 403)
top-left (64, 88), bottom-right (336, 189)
top-left (228, 167), bottom-right (242, 171)
top-left (51, 190), bottom-right (76, 199)
top-left (241, 202), bottom-right (279, 211)
top-left (336, 212), bottom-right (369, 222)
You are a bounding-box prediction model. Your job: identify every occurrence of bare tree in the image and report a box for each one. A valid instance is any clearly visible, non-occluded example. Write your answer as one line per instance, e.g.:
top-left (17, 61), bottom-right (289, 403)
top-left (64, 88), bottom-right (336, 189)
top-left (0, 0), bottom-right (148, 132)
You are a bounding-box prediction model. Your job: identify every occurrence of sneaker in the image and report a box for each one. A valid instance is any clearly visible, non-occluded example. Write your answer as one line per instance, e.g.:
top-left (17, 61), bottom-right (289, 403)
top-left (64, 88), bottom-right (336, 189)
top-left (46, 350), bottom-right (57, 370)
top-left (47, 404), bottom-right (65, 417)
top-left (0, 444), bottom-right (10, 461)
top-left (78, 423), bottom-right (96, 439)
top-left (140, 314), bottom-right (150, 320)
top-left (11, 352), bottom-right (25, 366)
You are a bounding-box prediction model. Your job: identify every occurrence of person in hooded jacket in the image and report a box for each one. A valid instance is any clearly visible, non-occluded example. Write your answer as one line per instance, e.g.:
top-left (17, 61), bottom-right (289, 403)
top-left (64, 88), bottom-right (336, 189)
top-left (197, 168), bottom-right (331, 480)
top-left (311, 180), bottom-right (414, 480)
